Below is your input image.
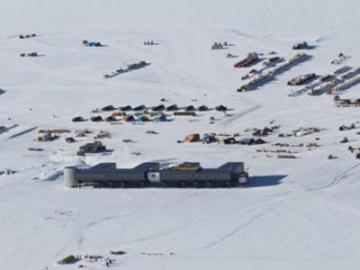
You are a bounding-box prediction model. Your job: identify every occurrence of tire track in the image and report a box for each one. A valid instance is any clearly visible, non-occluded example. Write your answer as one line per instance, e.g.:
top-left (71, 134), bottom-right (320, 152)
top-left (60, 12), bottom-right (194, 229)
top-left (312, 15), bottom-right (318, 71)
top-left (6, 126), bottom-right (38, 140)
top-left (307, 162), bottom-right (360, 191)
top-left (219, 104), bottom-right (261, 127)
top-left (76, 214), bottom-right (130, 248)
top-left (202, 193), bottom-right (289, 250)
top-left (122, 190), bottom-right (295, 247)
top-left (203, 212), bottom-right (265, 249)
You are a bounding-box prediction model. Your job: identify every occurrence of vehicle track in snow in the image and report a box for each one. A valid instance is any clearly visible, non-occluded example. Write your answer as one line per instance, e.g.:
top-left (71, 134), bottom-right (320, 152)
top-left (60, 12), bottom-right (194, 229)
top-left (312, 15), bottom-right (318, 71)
top-left (201, 192), bottom-right (290, 250)
top-left (6, 126), bottom-right (38, 140)
top-left (255, 0), bottom-right (273, 27)
top-left (307, 194), bottom-right (360, 219)
top-left (307, 162), bottom-right (360, 191)
top-left (121, 190), bottom-right (295, 247)
top-left (219, 104), bottom-right (261, 127)
top-left (202, 212), bottom-right (265, 249)
top-left (75, 214), bottom-right (130, 248)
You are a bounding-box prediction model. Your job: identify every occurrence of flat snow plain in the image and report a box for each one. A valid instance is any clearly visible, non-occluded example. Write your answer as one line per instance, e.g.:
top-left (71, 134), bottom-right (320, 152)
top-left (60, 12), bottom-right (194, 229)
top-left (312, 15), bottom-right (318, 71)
top-left (1, 0), bottom-right (360, 269)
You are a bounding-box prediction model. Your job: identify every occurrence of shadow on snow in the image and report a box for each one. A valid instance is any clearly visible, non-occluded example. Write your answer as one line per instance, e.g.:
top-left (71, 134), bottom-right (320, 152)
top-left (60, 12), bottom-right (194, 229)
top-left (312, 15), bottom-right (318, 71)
top-left (246, 175), bottom-right (287, 188)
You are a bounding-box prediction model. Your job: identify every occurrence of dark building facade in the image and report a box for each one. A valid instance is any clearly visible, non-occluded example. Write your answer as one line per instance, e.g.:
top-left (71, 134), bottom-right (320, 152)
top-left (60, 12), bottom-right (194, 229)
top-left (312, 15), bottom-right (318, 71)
top-left (64, 162), bottom-right (249, 188)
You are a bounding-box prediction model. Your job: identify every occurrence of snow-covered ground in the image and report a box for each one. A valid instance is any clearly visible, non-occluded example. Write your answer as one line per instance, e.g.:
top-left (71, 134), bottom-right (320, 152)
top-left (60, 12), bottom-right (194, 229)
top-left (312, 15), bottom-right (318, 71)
top-left (1, 0), bottom-right (360, 269)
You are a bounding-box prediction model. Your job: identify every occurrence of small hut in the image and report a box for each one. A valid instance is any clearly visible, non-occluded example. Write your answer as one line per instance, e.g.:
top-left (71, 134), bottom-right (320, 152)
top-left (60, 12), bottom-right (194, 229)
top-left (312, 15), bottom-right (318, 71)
top-left (203, 135), bottom-right (217, 144)
top-left (91, 116), bottom-right (103, 122)
top-left (174, 111), bottom-right (196, 116)
top-left (219, 137), bottom-right (237, 145)
top-left (340, 99), bottom-right (352, 107)
top-left (119, 105), bottom-right (132, 111)
top-left (184, 105), bottom-right (196, 112)
top-left (166, 104), bottom-right (179, 111)
top-left (105, 115), bottom-right (117, 122)
top-left (102, 105), bottom-right (116, 111)
top-left (355, 99), bottom-right (360, 107)
top-left (155, 114), bottom-right (168, 122)
top-left (72, 116), bottom-right (86, 122)
top-left (198, 105), bottom-right (209, 111)
top-left (112, 111), bottom-right (126, 117)
top-left (215, 105), bottom-right (228, 112)
top-left (57, 255), bottom-right (79, 265)
top-left (185, 133), bottom-right (200, 143)
top-left (151, 104), bottom-right (165, 112)
top-left (37, 132), bottom-right (59, 142)
top-left (334, 95), bottom-right (341, 103)
top-left (133, 105), bottom-right (147, 111)
top-left (137, 115), bottom-right (151, 122)
top-left (124, 115), bottom-right (135, 122)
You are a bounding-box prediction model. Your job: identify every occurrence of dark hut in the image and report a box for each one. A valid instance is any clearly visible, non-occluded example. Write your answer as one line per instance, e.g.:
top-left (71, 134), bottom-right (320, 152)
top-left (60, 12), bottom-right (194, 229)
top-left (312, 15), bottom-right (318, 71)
top-left (119, 105), bottom-right (132, 111)
top-left (166, 104), bottom-right (179, 111)
top-left (105, 115), bottom-right (117, 122)
top-left (91, 116), bottom-right (103, 122)
top-left (133, 105), bottom-right (147, 111)
top-left (151, 104), bottom-right (165, 112)
top-left (102, 105), bottom-right (116, 112)
top-left (184, 105), bottom-right (196, 112)
top-left (72, 116), bottom-right (86, 122)
top-left (112, 111), bottom-right (126, 117)
top-left (124, 115), bottom-right (135, 122)
top-left (198, 105), bottom-right (209, 111)
top-left (215, 105), bottom-right (228, 112)
top-left (220, 137), bottom-right (237, 145)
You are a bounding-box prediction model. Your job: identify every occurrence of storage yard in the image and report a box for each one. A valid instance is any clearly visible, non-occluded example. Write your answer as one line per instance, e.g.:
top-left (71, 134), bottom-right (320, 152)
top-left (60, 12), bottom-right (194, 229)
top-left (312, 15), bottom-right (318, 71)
top-left (1, 1), bottom-right (360, 270)
top-left (237, 53), bottom-right (312, 92)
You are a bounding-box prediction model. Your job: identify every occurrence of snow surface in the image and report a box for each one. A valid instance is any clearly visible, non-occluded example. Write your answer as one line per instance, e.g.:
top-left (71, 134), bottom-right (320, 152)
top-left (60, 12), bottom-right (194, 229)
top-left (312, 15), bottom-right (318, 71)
top-left (1, 0), bottom-right (360, 269)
